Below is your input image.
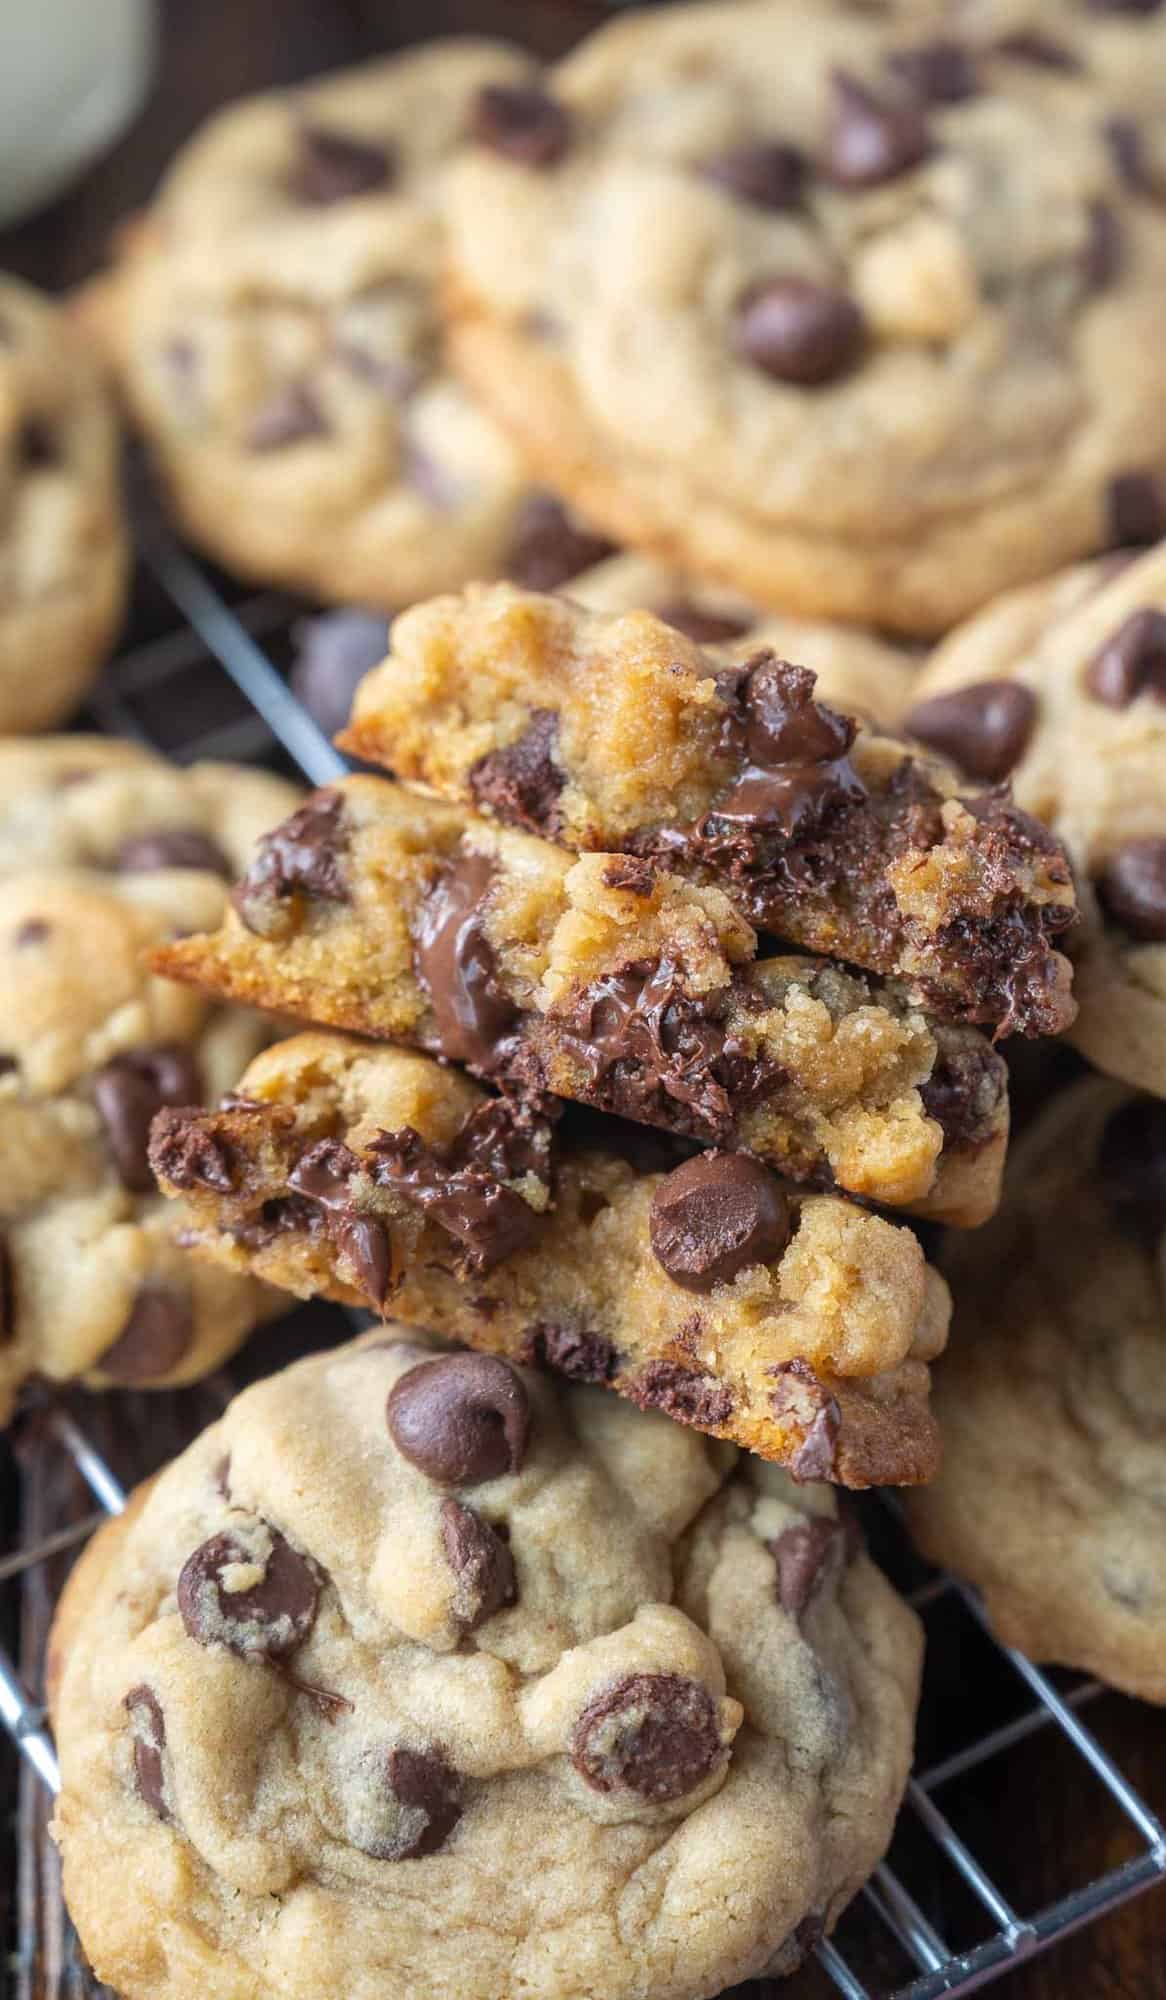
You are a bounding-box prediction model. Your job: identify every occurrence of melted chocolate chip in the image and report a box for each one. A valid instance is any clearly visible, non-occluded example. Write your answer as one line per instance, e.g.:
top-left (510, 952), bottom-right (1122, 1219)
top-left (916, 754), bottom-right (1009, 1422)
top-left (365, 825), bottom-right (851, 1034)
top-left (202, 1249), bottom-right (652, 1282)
top-left (472, 83), bottom-right (569, 167)
top-left (529, 1322), bottom-right (618, 1383)
top-left (370, 1117), bottom-right (544, 1273)
top-left (386, 1350), bottom-right (531, 1484)
top-left (886, 40), bottom-right (979, 103)
top-left (383, 1745), bottom-right (462, 1859)
top-left (289, 609), bottom-right (391, 737)
top-left (571, 1673), bottom-right (725, 1801)
top-left (98, 1285), bottom-right (194, 1383)
top-left (1107, 472), bottom-right (1164, 548)
top-left (1096, 838), bottom-right (1166, 940)
top-left (733, 277), bottom-right (865, 386)
top-left (94, 1044), bottom-right (203, 1193)
top-left (149, 1109), bottom-right (236, 1193)
top-left (649, 1151), bottom-right (790, 1292)
top-left (290, 123), bottom-right (393, 205)
top-left (116, 828), bottom-right (232, 876)
top-left (413, 850), bottom-right (519, 1071)
top-left (993, 32), bottom-right (1082, 70)
top-left (736, 653), bottom-right (854, 768)
top-left (628, 1359), bottom-right (734, 1430)
top-left (246, 382), bottom-right (328, 451)
top-left (440, 1496), bottom-right (517, 1629)
top-left (505, 491), bottom-right (615, 591)
top-left (233, 789), bottom-right (349, 938)
top-left (336, 1213), bottom-right (394, 1309)
top-left (824, 69), bottom-right (931, 187)
top-left (1085, 609), bottom-right (1166, 707)
top-left (1083, 201), bottom-right (1122, 290)
top-left (1098, 1097), bottom-right (1166, 1230)
top-left (125, 1685), bottom-right (170, 1820)
top-left (285, 1141), bottom-right (394, 1306)
top-left (904, 681), bottom-right (1037, 782)
top-left (655, 600), bottom-right (753, 645)
top-left (771, 1516), bottom-right (844, 1617)
top-left (701, 141), bottom-right (806, 211)
top-left (918, 1040), bottom-right (1005, 1149)
top-left (769, 1359), bottom-right (841, 1482)
top-left (1103, 117), bottom-right (1151, 194)
top-left (178, 1526), bottom-right (321, 1657)
top-left (469, 711), bottom-right (564, 836)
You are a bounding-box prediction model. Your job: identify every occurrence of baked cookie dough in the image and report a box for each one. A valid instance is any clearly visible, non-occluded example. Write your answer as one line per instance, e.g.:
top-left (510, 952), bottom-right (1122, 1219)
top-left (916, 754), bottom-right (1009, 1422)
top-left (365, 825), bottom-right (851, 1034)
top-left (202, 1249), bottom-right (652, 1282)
top-left (50, 1331), bottom-right (923, 2000)
top-left (342, 584), bottom-right (1078, 1037)
top-left (906, 1079), bottom-right (1166, 1703)
top-left (155, 776), bottom-right (1008, 1224)
top-left (441, 0), bottom-right (1166, 634)
top-left (908, 540), bottom-right (1166, 1096)
top-left (149, 1031), bottom-right (951, 1486)
top-left (0, 275), bottom-right (127, 731)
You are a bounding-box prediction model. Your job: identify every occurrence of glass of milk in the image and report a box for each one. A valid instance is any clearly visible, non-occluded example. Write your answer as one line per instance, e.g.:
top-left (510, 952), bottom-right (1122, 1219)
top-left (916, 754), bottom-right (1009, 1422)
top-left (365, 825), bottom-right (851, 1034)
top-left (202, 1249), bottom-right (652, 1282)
top-left (0, 0), bottom-right (155, 227)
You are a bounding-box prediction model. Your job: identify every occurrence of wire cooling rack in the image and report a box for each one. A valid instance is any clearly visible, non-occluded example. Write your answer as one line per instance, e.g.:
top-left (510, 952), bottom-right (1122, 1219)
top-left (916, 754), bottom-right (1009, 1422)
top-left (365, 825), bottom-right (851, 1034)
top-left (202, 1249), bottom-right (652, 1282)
top-left (1, 511), bottom-right (1165, 2000)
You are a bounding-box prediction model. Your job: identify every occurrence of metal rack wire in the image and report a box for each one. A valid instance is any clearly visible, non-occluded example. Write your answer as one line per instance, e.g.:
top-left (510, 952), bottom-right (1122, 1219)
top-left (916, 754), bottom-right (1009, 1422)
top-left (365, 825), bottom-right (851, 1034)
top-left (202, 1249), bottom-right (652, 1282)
top-left (2, 514), bottom-right (1165, 1999)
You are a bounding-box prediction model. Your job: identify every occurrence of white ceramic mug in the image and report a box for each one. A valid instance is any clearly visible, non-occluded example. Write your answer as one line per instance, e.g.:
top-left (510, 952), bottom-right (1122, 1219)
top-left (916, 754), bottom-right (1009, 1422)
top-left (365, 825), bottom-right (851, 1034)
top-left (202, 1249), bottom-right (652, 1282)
top-left (0, 0), bottom-right (155, 227)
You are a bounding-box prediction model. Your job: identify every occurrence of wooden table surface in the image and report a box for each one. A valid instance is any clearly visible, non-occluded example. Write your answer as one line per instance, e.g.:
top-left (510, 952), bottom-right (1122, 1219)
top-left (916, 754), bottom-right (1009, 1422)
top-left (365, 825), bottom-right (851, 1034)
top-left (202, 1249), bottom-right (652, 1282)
top-left (2, 5), bottom-right (1164, 1998)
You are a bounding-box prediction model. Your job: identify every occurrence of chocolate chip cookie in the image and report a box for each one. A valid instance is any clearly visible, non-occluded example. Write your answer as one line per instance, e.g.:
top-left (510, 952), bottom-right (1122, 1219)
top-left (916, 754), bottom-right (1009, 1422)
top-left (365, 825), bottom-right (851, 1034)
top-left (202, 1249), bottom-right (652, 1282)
top-left (441, 0), bottom-right (1166, 634)
top-left (909, 540), bottom-right (1166, 1096)
top-left (341, 584), bottom-right (1078, 1037)
top-left (0, 739), bottom-right (300, 1419)
top-left (0, 275), bottom-right (127, 731)
top-left (50, 1329), bottom-right (923, 2000)
top-left (155, 776), bottom-right (1008, 1224)
top-left (148, 1031), bottom-right (950, 1485)
top-left (906, 1079), bottom-right (1166, 1702)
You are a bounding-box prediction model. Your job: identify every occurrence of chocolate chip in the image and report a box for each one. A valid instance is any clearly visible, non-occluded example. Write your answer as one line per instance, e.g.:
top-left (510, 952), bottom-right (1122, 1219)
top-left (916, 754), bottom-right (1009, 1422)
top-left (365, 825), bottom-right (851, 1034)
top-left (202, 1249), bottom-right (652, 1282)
top-left (469, 710), bottom-right (564, 836)
top-left (1098, 1097), bottom-right (1166, 1228)
top-left (1083, 201), bottom-right (1122, 290)
top-left (18, 419), bottom-right (58, 469)
top-left (13, 918), bottom-right (48, 946)
top-left (600, 856), bottom-right (657, 896)
top-left (285, 1142), bottom-right (395, 1306)
top-left (288, 609), bottom-right (391, 736)
top-left (98, 1285), bottom-right (193, 1383)
top-left (905, 680), bottom-right (1037, 781)
top-left (701, 141), bottom-right (806, 211)
top-left (737, 653), bottom-right (854, 767)
top-left (1096, 838), bottom-right (1166, 940)
top-left (919, 1040), bottom-right (1005, 1148)
top-left (649, 1151), bottom-right (790, 1293)
top-left (94, 1045), bottom-right (203, 1193)
top-left (472, 83), bottom-right (569, 167)
top-left (178, 1525), bottom-right (321, 1657)
top-left (440, 1496), bottom-right (517, 1629)
top-left (771, 1516), bottom-right (844, 1617)
top-left (628, 1359), bottom-right (734, 1430)
top-left (0, 1056), bottom-right (17, 1078)
top-left (233, 789), bottom-right (349, 938)
top-left (733, 277), bottom-right (865, 387)
top-left (246, 382), bottom-right (328, 451)
top-left (886, 40), bottom-right (978, 103)
top-left (386, 1351), bottom-right (531, 1484)
top-left (116, 828), bottom-right (232, 876)
top-left (368, 1099), bottom-right (552, 1273)
top-left (0, 1235), bottom-right (14, 1345)
top-left (1107, 471), bottom-right (1164, 548)
top-left (530, 1322), bottom-right (618, 1383)
top-left (1085, 609), bottom-right (1166, 706)
top-left (655, 600), bottom-right (753, 645)
top-left (823, 69), bottom-right (931, 188)
top-left (1103, 117), bottom-right (1151, 193)
top-left (149, 1109), bottom-right (236, 1193)
top-left (571, 1673), bottom-right (725, 1802)
top-left (290, 123), bottom-right (394, 205)
top-left (340, 1213), bottom-right (396, 1308)
top-left (770, 1359), bottom-right (842, 1482)
top-left (413, 851), bottom-right (519, 1071)
top-left (125, 1686), bottom-right (170, 1820)
top-left (383, 1745), bottom-right (462, 1859)
top-left (505, 491), bottom-right (615, 591)
top-left (993, 33), bottom-right (1082, 70)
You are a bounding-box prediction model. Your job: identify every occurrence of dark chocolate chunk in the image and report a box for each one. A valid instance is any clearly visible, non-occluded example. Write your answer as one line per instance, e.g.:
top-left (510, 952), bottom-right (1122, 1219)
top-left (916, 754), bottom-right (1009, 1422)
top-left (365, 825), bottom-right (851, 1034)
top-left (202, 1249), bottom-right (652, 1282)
top-left (918, 1040), bottom-right (1005, 1149)
top-left (290, 123), bottom-right (394, 205)
top-left (289, 609), bottom-right (390, 738)
top-left (570, 1672), bottom-right (725, 1801)
top-left (383, 1745), bottom-right (462, 1859)
top-left (125, 1685), bottom-right (170, 1820)
top-left (655, 600), bottom-right (753, 645)
top-left (628, 1359), bottom-right (734, 1430)
top-left (769, 1359), bottom-right (842, 1482)
top-left (368, 1095), bottom-right (552, 1272)
top-left (233, 789), bottom-right (349, 938)
top-left (413, 850), bottom-right (519, 1070)
top-left (505, 491), bottom-right (615, 591)
top-left (149, 1109), bottom-right (236, 1193)
top-left (178, 1526), bottom-right (321, 1657)
top-left (472, 83), bottom-right (569, 167)
top-left (1107, 472), bottom-right (1164, 548)
top-left (993, 32), bottom-right (1082, 70)
top-left (649, 1151), bottom-right (790, 1293)
top-left (529, 1322), bottom-right (618, 1383)
top-left (771, 1515), bottom-right (844, 1616)
top-left (904, 680), bottom-right (1037, 781)
top-left (733, 277), bottom-right (865, 386)
top-left (98, 1285), bottom-right (194, 1383)
top-left (94, 1044), bottom-right (203, 1193)
top-left (823, 69), bottom-right (931, 188)
top-left (386, 1350), bottom-right (531, 1484)
top-left (1096, 838), bottom-right (1166, 940)
top-left (1098, 1096), bottom-right (1166, 1229)
top-left (1085, 609), bottom-right (1166, 707)
top-left (1083, 201), bottom-right (1122, 290)
top-left (737, 653), bottom-right (854, 768)
top-left (116, 828), bottom-right (232, 876)
top-left (1103, 116), bottom-right (1151, 193)
top-left (701, 141), bottom-right (806, 211)
top-left (440, 1496), bottom-right (517, 1628)
top-left (469, 710), bottom-right (564, 836)
top-left (886, 40), bottom-right (978, 103)
top-left (246, 382), bottom-right (328, 451)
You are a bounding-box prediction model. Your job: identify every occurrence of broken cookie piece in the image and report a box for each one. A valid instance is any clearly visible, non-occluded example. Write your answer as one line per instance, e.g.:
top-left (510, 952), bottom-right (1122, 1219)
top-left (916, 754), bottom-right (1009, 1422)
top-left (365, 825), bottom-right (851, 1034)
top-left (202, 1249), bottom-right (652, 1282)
top-left (148, 1032), bottom-right (950, 1486)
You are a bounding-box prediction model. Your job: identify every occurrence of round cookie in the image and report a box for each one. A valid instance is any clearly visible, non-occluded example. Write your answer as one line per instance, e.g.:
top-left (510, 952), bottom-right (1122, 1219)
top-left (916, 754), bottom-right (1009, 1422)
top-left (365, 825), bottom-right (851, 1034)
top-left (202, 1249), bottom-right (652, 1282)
top-left (101, 45), bottom-right (621, 609)
top-left (0, 275), bottom-right (127, 730)
top-left (907, 541), bottom-right (1166, 1096)
top-left (906, 1080), bottom-right (1166, 1703)
top-left (50, 1331), bottom-right (923, 2000)
top-left (443, 0), bottom-right (1166, 635)
top-left (0, 738), bottom-right (301, 1420)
